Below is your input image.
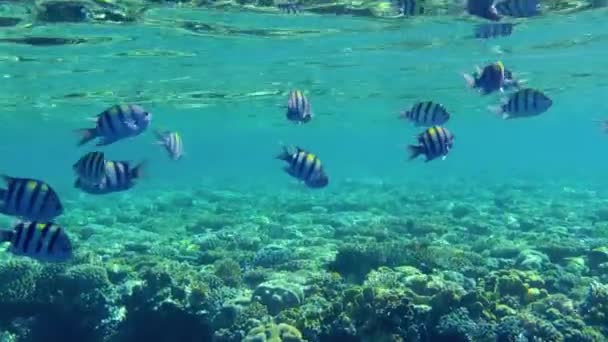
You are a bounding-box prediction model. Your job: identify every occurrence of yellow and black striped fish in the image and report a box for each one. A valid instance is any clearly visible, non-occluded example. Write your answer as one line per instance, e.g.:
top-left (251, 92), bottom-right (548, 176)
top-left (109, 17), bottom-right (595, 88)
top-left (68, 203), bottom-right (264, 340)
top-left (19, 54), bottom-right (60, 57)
top-left (0, 221), bottom-right (72, 262)
top-left (399, 101), bottom-right (450, 127)
top-left (489, 88), bottom-right (552, 119)
top-left (407, 126), bottom-right (454, 162)
top-left (286, 90), bottom-right (313, 124)
top-left (0, 176), bottom-right (63, 222)
top-left (73, 151), bottom-right (106, 185)
top-left (75, 160), bottom-right (145, 195)
top-left (276, 145), bottom-right (328, 188)
top-left (75, 104), bottom-right (152, 146)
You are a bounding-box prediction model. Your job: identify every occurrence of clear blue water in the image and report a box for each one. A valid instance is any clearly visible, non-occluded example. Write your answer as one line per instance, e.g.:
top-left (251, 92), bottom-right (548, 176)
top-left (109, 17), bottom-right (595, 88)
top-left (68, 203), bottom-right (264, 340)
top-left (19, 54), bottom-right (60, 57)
top-left (2, 6), bottom-right (607, 199)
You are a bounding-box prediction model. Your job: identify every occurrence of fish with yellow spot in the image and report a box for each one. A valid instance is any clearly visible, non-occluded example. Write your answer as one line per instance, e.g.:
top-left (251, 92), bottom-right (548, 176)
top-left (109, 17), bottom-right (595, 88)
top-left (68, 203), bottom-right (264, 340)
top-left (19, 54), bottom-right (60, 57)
top-left (75, 160), bottom-right (145, 195)
top-left (0, 176), bottom-right (63, 222)
top-left (0, 221), bottom-right (72, 262)
top-left (276, 144), bottom-right (328, 188)
top-left (407, 126), bottom-right (454, 162)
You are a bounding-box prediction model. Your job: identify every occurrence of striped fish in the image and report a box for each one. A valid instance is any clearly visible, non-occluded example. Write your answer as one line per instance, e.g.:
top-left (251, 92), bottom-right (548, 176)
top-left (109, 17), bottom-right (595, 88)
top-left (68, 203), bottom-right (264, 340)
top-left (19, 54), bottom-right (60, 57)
top-left (277, 2), bottom-right (300, 13)
top-left (0, 176), bottom-right (63, 222)
top-left (494, 0), bottom-right (540, 17)
top-left (286, 90), bottom-right (313, 124)
top-left (464, 61), bottom-right (520, 95)
top-left (489, 88), bottom-right (552, 119)
top-left (391, 0), bottom-right (425, 16)
top-left (75, 160), bottom-right (145, 195)
top-left (399, 101), bottom-right (450, 127)
top-left (73, 151), bottom-right (106, 184)
top-left (75, 104), bottom-right (152, 146)
top-left (474, 23), bottom-right (517, 39)
top-left (276, 145), bottom-right (328, 188)
top-left (407, 126), bottom-right (454, 162)
top-left (467, 0), bottom-right (501, 20)
top-left (0, 222), bottom-right (72, 262)
top-left (155, 130), bottom-right (184, 161)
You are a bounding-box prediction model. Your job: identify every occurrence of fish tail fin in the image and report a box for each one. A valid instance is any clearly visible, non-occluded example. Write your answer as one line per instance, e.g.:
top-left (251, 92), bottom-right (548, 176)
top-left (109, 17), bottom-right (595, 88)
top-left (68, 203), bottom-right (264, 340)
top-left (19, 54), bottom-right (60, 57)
top-left (0, 230), bottom-right (12, 243)
top-left (463, 73), bottom-right (476, 88)
top-left (488, 104), bottom-right (504, 115)
top-left (131, 161), bottom-right (147, 180)
top-left (74, 128), bottom-right (96, 146)
top-left (406, 145), bottom-right (423, 161)
top-left (275, 142), bottom-right (291, 161)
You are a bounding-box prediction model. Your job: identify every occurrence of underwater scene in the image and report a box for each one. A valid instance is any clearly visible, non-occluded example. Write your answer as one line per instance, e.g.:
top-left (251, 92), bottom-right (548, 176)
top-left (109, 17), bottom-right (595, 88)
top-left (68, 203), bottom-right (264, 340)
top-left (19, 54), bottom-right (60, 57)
top-left (1, 0), bottom-right (608, 341)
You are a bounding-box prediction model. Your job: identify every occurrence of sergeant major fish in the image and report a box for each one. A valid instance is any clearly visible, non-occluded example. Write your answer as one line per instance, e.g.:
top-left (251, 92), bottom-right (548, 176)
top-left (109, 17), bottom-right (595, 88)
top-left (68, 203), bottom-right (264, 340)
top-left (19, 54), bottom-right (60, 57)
top-left (155, 130), bottom-right (184, 161)
top-left (277, 1), bottom-right (300, 13)
top-left (407, 126), bottom-right (454, 162)
top-left (75, 104), bottom-right (152, 146)
top-left (463, 61), bottom-right (520, 95)
top-left (276, 145), bottom-right (328, 188)
top-left (399, 101), bottom-right (450, 126)
top-left (489, 88), bottom-right (552, 119)
top-left (75, 160), bottom-right (145, 195)
top-left (0, 222), bottom-right (72, 262)
top-left (286, 90), bottom-right (313, 124)
top-left (474, 23), bottom-right (517, 39)
top-left (73, 151), bottom-right (106, 185)
top-left (0, 176), bottom-right (63, 222)
top-left (494, 0), bottom-right (540, 17)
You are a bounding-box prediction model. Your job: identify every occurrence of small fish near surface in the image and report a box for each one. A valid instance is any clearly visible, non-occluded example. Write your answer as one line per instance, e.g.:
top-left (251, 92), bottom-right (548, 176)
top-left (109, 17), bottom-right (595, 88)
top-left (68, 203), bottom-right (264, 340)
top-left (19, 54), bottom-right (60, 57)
top-left (407, 126), bottom-right (454, 162)
top-left (464, 61), bottom-right (521, 95)
top-left (489, 88), bottom-right (552, 119)
top-left (391, 0), bottom-right (425, 16)
top-left (75, 104), bottom-right (152, 146)
top-left (474, 22), bottom-right (517, 39)
top-left (0, 221), bottom-right (72, 262)
top-left (494, 0), bottom-right (541, 17)
top-left (75, 160), bottom-right (146, 195)
top-left (399, 101), bottom-right (450, 127)
top-left (466, 0), bottom-right (501, 20)
top-left (277, 1), bottom-right (300, 13)
top-left (73, 151), bottom-right (106, 185)
top-left (276, 145), bottom-right (328, 188)
top-left (0, 176), bottom-right (63, 222)
top-left (155, 130), bottom-right (184, 161)
top-left (286, 90), bottom-right (313, 124)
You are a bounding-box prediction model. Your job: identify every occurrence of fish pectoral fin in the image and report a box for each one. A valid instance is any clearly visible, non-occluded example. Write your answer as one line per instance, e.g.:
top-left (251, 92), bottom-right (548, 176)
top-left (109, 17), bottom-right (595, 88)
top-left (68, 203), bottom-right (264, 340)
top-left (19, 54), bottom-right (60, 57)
top-left (124, 119), bottom-right (138, 131)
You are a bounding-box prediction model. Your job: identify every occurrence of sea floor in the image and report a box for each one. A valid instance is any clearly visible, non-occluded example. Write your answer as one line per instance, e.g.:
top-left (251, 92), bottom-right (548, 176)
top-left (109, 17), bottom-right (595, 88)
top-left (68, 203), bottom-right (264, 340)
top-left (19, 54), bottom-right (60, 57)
top-left (1, 178), bottom-right (607, 341)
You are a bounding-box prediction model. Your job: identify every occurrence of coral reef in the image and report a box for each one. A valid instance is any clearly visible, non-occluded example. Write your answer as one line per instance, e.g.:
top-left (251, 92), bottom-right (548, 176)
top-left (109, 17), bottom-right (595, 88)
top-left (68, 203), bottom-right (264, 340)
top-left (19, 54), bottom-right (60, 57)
top-left (0, 179), bottom-right (605, 341)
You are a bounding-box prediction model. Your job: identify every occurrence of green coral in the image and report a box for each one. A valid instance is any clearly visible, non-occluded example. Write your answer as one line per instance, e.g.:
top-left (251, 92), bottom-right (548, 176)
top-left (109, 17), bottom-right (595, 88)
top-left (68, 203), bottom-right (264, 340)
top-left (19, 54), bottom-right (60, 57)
top-left (244, 322), bottom-right (304, 342)
top-left (214, 258), bottom-right (243, 287)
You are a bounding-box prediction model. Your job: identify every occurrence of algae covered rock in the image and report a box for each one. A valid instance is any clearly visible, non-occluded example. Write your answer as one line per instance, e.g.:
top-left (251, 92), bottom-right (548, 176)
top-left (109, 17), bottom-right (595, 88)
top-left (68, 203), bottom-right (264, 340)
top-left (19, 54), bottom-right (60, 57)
top-left (244, 322), bottom-right (304, 342)
top-left (252, 279), bottom-right (304, 315)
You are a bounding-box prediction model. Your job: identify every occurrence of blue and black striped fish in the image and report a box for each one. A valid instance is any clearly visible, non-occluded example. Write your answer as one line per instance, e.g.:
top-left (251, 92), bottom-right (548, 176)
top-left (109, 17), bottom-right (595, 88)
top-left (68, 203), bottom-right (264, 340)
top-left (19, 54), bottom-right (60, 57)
top-left (286, 90), bottom-right (313, 124)
top-left (0, 222), bottom-right (72, 262)
top-left (73, 151), bottom-right (106, 185)
top-left (155, 130), bottom-right (184, 161)
top-left (494, 0), bottom-right (540, 17)
top-left (277, 1), bottom-right (300, 13)
top-left (407, 126), bottom-right (454, 162)
top-left (467, 0), bottom-right (501, 20)
top-left (75, 104), bottom-right (152, 146)
top-left (0, 176), bottom-right (63, 222)
top-left (276, 145), bottom-right (328, 188)
top-left (464, 61), bottom-right (521, 95)
top-left (391, 0), bottom-right (425, 16)
top-left (474, 23), bottom-right (517, 39)
top-left (489, 88), bottom-right (552, 119)
top-left (75, 160), bottom-right (145, 195)
top-left (399, 101), bottom-right (450, 127)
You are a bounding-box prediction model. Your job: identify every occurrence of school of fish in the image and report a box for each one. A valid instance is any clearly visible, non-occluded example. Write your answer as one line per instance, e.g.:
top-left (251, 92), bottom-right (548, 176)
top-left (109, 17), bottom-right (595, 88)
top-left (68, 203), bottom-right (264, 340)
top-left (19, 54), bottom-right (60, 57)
top-left (0, 0), bottom-right (560, 264)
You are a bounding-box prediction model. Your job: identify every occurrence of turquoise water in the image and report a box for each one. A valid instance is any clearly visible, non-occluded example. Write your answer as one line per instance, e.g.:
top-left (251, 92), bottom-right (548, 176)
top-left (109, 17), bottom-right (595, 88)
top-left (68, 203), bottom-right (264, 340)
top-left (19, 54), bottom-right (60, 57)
top-left (2, 2), bottom-right (608, 341)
